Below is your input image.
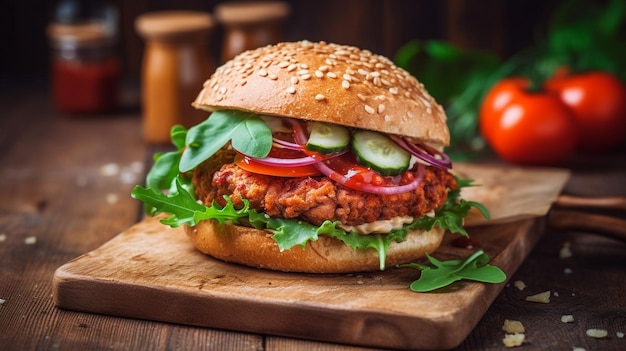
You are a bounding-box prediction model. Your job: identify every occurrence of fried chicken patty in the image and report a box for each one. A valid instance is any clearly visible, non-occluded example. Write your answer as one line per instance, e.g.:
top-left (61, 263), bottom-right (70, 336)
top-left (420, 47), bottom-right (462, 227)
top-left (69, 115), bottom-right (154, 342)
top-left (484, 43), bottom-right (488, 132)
top-left (193, 157), bottom-right (457, 227)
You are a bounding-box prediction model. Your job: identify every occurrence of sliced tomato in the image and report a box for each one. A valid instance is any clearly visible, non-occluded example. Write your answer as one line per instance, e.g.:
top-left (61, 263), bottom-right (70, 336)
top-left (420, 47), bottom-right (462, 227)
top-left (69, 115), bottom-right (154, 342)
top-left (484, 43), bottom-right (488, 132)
top-left (234, 154), bottom-right (322, 177)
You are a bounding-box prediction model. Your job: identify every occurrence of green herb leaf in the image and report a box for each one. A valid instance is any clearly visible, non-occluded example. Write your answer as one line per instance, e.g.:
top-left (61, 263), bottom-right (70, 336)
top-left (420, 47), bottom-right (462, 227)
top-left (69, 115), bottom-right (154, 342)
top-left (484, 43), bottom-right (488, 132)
top-left (146, 151), bottom-right (181, 191)
top-left (404, 250), bottom-right (506, 292)
top-left (170, 125), bottom-right (188, 150)
top-left (408, 177), bottom-right (490, 236)
top-left (131, 181), bottom-right (250, 227)
top-left (180, 110), bottom-right (272, 172)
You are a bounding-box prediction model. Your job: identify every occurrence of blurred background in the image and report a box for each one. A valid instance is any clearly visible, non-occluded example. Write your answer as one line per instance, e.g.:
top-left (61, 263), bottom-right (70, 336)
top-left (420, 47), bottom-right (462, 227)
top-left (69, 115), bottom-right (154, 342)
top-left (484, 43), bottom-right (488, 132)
top-left (2, 0), bottom-right (561, 81)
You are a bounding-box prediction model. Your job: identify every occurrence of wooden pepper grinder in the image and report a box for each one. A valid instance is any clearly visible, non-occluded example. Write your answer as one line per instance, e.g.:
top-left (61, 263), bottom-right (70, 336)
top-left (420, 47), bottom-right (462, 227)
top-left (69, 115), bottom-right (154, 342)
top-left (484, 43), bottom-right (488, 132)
top-left (215, 1), bottom-right (290, 63)
top-left (135, 11), bottom-right (215, 144)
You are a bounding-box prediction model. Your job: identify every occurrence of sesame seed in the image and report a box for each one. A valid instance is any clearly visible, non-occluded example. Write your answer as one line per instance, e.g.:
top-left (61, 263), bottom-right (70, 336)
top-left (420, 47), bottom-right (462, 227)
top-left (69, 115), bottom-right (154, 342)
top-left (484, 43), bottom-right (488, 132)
top-left (357, 93), bottom-right (367, 102)
top-left (426, 107), bottom-right (432, 114)
top-left (287, 64), bottom-right (297, 72)
top-left (364, 105), bottom-right (375, 114)
top-left (258, 69), bottom-right (268, 77)
top-left (342, 80), bottom-right (350, 89)
top-left (301, 74), bottom-right (311, 80)
top-left (269, 73), bottom-right (278, 80)
top-left (297, 69), bottom-right (309, 76)
top-left (370, 71), bottom-right (381, 77)
top-left (343, 74), bottom-right (352, 81)
top-left (326, 72), bottom-right (337, 79)
top-left (389, 87), bottom-right (399, 95)
top-left (278, 61), bottom-right (289, 68)
top-left (315, 94), bottom-right (325, 101)
top-left (358, 68), bottom-right (368, 76)
top-left (299, 63), bottom-right (309, 69)
top-left (407, 111), bottom-right (415, 118)
top-left (318, 65), bottom-right (329, 72)
top-left (291, 76), bottom-right (299, 84)
top-left (315, 70), bottom-right (324, 78)
top-left (384, 115), bottom-right (391, 121)
top-left (378, 104), bottom-right (385, 113)
top-left (219, 87), bottom-right (227, 94)
top-left (287, 86), bottom-right (296, 94)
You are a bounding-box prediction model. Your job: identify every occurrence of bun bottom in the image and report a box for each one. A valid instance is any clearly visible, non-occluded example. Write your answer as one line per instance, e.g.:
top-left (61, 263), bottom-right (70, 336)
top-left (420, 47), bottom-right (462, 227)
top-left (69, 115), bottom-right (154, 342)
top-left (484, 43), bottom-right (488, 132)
top-left (184, 220), bottom-right (445, 273)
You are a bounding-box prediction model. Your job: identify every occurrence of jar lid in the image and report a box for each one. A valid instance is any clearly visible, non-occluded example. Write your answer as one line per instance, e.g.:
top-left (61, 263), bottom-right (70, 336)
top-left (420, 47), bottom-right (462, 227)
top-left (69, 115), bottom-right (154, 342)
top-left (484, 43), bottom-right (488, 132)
top-left (215, 1), bottom-right (290, 25)
top-left (135, 11), bottom-right (214, 40)
top-left (47, 21), bottom-right (113, 45)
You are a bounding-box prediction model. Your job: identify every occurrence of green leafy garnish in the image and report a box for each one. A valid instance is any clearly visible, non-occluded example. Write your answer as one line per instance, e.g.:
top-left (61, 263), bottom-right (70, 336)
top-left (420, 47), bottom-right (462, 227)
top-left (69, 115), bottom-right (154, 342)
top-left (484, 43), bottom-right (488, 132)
top-left (402, 250), bottom-right (506, 292)
top-left (179, 110), bottom-right (272, 172)
top-left (132, 180), bottom-right (251, 227)
top-left (146, 126), bottom-right (188, 192)
top-left (409, 176), bottom-right (490, 237)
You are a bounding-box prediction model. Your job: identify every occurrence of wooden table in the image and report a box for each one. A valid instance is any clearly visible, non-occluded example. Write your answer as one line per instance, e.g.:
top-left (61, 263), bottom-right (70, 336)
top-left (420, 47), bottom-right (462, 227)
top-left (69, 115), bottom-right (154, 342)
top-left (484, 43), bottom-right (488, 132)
top-left (1, 82), bottom-right (625, 350)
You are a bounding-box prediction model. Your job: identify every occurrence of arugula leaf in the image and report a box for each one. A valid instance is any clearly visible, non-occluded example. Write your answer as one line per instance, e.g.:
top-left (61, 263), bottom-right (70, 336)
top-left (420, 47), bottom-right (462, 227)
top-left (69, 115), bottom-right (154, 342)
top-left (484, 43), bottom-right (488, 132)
top-left (404, 250), bottom-right (506, 292)
top-left (131, 181), bottom-right (251, 227)
top-left (180, 110), bottom-right (272, 172)
top-left (409, 177), bottom-right (490, 236)
top-left (146, 126), bottom-right (188, 192)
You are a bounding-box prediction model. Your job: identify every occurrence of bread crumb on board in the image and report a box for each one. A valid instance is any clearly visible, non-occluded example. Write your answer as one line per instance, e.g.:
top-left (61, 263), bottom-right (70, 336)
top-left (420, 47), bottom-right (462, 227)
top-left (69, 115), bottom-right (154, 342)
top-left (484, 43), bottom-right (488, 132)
top-left (502, 333), bottom-right (525, 348)
top-left (24, 236), bottom-right (37, 245)
top-left (560, 241), bottom-right (573, 259)
top-left (617, 331), bottom-right (624, 338)
top-left (573, 347), bottom-right (586, 351)
top-left (561, 315), bottom-right (575, 323)
top-left (503, 319), bottom-right (525, 334)
top-left (586, 329), bottom-right (608, 338)
top-left (525, 290), bottom-right (551, 303)
top-left (513, 280), bottom-right (526, 291)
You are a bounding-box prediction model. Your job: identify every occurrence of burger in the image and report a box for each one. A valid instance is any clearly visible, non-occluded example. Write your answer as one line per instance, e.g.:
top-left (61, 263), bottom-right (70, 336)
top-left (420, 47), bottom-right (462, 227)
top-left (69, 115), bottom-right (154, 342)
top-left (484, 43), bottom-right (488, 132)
top-left (132, 41), bottom-right (481, 273)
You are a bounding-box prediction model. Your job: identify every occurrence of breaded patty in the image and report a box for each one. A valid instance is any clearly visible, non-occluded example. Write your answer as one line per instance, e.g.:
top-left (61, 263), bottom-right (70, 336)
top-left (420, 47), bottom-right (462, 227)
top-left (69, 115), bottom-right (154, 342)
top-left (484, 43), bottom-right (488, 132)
top-left (193, 159), bottom-right (457, 226)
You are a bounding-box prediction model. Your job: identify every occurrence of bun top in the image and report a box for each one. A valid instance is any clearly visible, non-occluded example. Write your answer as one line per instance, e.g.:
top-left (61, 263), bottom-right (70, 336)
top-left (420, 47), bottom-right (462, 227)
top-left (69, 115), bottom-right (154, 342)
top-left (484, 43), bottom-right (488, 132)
top-left (193, 41), bottom-right (450, 146)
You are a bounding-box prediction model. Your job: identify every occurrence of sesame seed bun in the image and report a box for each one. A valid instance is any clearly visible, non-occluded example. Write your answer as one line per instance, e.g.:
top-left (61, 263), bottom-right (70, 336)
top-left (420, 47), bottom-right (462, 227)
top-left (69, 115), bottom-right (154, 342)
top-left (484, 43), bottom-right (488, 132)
top-left (185, 220), bottom-right (445, 273)
top-left (193, 41), bottom-right (450, 146)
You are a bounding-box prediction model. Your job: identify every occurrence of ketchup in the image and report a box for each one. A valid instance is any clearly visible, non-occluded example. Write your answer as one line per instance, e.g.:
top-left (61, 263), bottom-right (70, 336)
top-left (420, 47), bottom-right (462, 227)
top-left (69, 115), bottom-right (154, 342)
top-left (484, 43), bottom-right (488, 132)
top-left (52, 56), bottom-right (119, 114)
top-left (47, 21), bottom-right (120, 115)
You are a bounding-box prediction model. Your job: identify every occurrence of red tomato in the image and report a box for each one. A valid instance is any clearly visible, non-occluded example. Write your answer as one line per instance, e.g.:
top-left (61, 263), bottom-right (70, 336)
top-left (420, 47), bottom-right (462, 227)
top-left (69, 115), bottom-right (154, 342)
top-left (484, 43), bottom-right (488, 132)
top-left (479, 78), bottom-right (578, 165)
top-left (545, 71), bottom-right (626, 152)
top-left (234, 154), bottom-right (322, 177)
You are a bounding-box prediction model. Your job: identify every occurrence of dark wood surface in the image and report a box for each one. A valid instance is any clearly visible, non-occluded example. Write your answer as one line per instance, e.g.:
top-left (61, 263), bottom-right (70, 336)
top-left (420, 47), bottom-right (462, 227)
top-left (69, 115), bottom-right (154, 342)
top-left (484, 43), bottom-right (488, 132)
top-left (1, 83), bottom-right (625, 350)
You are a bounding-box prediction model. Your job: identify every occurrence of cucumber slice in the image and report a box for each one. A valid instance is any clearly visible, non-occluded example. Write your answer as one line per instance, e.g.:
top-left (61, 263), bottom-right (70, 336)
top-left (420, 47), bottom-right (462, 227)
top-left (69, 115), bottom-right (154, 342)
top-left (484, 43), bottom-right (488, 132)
top-left (352, 131), bottom-right (410, 176)
top-left (305, 122), bottom-right (350, 154)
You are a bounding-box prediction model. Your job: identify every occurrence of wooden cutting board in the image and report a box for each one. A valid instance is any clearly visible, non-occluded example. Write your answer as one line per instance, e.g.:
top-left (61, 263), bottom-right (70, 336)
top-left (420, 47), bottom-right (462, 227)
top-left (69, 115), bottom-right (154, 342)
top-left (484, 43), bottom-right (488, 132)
top-left (53, 164), bottom-right (570, 350)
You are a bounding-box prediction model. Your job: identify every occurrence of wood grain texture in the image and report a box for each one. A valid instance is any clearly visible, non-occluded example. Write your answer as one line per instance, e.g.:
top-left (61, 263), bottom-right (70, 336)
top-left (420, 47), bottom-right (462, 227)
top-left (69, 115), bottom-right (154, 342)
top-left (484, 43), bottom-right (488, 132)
top-left (53, 215), bottom-right (543, 350)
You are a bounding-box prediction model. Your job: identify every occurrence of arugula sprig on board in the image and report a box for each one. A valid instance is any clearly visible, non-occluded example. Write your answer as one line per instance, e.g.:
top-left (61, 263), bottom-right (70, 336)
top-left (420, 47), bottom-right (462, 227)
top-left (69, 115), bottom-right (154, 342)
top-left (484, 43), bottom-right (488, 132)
top-left (402, 250), bottom-right (506, 292)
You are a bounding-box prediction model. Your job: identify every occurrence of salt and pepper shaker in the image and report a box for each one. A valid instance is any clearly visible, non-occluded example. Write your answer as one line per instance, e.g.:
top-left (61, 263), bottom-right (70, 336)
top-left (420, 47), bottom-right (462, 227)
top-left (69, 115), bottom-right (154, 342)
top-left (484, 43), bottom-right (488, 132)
top-left (215, 1), bottom-right (290, 63)
top-left (135, 11), bottom-right (215, 144)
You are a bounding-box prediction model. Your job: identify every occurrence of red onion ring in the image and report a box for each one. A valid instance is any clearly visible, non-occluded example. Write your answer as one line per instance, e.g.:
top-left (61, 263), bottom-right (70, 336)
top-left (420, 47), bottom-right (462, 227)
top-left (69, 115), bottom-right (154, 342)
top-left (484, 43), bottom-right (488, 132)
top-left (272, 138), bottom-right (303, 150)
top-left (388, 135), bottom-right (452, 169)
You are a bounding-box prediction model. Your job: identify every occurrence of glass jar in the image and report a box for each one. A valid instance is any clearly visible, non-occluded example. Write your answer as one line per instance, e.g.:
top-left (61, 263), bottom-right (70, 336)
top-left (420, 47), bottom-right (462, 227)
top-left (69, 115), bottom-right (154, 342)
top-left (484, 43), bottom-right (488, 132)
top-left (135, 11), bottom-right (216, 144)
top-left (215, 1), bottom-right (290, 63)
top-left (47, 0), bottom-right (120, 114)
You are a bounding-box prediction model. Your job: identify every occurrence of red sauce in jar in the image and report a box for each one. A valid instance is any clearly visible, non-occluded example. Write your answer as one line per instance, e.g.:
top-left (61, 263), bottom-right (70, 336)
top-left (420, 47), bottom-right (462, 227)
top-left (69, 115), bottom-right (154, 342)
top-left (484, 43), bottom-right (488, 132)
top-left (52, 56), bottom-right (120, 114)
